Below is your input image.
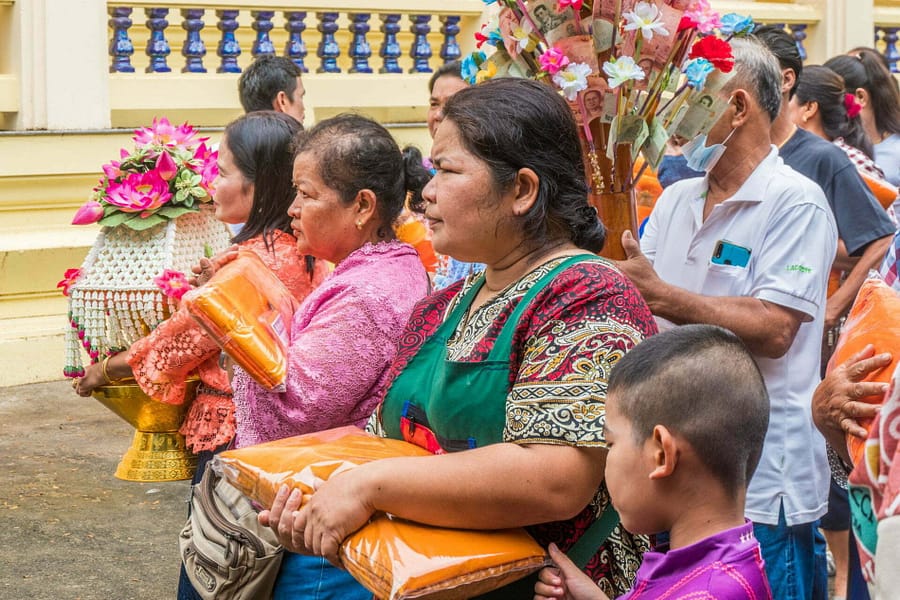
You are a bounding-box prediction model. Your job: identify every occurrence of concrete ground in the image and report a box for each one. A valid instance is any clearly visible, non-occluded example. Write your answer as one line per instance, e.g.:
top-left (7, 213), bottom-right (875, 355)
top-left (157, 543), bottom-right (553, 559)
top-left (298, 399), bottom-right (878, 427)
top-left (1, 379), bottom-right (190, 600)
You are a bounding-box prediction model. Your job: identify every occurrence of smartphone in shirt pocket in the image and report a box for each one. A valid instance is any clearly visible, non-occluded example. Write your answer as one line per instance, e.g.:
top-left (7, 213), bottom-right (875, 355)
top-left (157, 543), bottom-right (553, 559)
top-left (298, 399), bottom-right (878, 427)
top-left (711, 240), bottom-right (752, 268)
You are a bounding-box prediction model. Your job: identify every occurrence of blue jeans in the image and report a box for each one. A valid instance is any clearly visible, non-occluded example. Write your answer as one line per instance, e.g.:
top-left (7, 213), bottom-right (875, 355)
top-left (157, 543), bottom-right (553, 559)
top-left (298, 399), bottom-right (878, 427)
top-left (273, 552), bottom-right (371, 600)
top-left (753, 503), bottom-right (827, 600)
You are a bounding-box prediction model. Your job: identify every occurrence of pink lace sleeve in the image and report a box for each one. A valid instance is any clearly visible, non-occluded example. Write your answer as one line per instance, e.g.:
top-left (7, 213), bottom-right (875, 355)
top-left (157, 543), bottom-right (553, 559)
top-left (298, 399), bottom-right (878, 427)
top-left (127, 307), bottom-right (224, 405)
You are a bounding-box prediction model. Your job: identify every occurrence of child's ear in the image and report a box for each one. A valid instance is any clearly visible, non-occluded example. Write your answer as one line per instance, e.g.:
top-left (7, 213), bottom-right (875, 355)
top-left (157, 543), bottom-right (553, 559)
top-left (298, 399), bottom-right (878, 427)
top-left (648, 425), bottom-right (678, 480)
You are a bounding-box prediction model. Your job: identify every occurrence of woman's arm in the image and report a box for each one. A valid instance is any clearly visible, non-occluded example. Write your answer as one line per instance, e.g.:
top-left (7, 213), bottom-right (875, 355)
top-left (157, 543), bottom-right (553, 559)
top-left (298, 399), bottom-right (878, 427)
top-left (261, 442), bottom-right (606, 564)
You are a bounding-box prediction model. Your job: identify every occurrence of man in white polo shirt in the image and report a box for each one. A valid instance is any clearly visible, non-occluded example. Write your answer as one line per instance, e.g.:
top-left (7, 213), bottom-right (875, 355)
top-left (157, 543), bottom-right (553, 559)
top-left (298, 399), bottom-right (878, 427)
top-left (618, 39), bottom-right (837, 599)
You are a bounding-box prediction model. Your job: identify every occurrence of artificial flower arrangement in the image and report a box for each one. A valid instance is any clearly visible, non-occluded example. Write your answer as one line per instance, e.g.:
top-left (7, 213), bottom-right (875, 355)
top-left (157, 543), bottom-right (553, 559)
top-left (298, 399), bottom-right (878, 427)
top-left (60, 118), bottom-right (231, 377)
top-left (463, 0), bottom-right (754, 258)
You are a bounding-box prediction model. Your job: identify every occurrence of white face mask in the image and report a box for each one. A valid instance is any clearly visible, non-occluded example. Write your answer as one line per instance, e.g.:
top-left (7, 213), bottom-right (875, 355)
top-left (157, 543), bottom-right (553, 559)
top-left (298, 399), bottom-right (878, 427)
top-left (682, 128), bottom-right (737, 173)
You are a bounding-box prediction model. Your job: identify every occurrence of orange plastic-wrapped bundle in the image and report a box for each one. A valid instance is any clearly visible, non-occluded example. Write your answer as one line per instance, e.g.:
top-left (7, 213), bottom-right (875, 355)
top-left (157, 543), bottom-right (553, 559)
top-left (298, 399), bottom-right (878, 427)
top-left (215, 426), bottom-right (549, 600)
top-left (828, 278), bottom-right (900, 465)
top-left (860, 171), bottom-right (899, 210)
top-left (396, 218), bottom-right (438, 273)
top-left (182, 251), bottom-right (298, 391)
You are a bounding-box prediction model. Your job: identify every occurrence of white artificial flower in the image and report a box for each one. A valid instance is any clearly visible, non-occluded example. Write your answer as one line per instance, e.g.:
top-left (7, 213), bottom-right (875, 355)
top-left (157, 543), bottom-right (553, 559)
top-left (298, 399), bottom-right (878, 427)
top-left (602, 56), bottom-right (646, 89)
top-left (623, 1), bottom-right (670, 40)
top-left (553, 62), bottom-right (593, 100)
top-left (512, 20), bottom-right (536, 53)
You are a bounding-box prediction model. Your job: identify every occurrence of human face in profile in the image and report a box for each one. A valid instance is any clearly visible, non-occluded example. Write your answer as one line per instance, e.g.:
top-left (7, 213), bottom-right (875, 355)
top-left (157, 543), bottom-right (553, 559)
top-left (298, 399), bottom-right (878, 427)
top-left (212, 136), bottom-right (254, 225)
top-left (427, 75), bottom-right (469, 139)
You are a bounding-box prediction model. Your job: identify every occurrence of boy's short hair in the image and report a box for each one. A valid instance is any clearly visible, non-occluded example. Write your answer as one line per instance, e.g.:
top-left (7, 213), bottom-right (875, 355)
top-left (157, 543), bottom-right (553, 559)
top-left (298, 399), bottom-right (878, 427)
top-left (608, 325), bottom-right (769, 495)
top-left (238, 56), bottom-right (303, 113)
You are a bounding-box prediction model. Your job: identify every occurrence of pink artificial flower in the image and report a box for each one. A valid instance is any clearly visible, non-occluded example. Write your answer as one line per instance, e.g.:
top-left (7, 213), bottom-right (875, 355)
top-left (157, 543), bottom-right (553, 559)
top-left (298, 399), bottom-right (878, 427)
top-left (558, 0), bottom-right (583, 10)
top-left (154, 269), bottom-right (191, 300)
top-left (192, 142), bottom-right (219, 194)
top-left (133, 117), bottom-right (201, 150)
top-left (57, 268), bottom-right (81, 296)
top-left (539, 47), bottom-right (570, 75)
top-left (102, 160), bottom-right (123, 181)
top-left (155, 150), bottom-right (178, 181)
top-left (684, 0), bottom-right (721, 34)
top-left (105, 170), bottom-right (172, 213)
top-left (71, 200), bottom-right (105, 225)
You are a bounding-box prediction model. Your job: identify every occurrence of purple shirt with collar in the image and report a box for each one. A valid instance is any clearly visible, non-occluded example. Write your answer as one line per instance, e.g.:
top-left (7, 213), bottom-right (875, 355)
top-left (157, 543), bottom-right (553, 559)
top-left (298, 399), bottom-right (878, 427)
top-left (620, 520), bottom-right (772, 599)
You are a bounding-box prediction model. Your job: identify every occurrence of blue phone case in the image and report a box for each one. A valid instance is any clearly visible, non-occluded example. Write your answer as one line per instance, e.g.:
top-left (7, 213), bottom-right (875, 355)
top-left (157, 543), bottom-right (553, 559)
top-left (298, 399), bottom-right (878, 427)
top-left (712, 240), bottom-right (751, 267)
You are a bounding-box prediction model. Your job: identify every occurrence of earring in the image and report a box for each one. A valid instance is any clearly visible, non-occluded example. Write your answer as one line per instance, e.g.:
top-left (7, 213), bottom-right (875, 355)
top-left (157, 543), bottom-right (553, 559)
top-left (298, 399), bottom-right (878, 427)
top-left (356, 220), bottom-right (363, 230)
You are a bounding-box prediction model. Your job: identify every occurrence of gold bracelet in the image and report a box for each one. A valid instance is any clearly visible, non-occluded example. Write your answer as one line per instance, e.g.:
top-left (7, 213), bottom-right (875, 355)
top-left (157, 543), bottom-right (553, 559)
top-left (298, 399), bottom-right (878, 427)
top-left (101, 356), bottom-right (114, 385)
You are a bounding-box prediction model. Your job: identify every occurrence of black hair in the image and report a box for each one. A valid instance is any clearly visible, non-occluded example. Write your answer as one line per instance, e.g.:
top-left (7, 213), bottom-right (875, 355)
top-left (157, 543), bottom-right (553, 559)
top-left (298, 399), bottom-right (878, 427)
top-left (438, 78), bottom-right (606, 252)
top-left (825, 52), bottom-right (900, 138)
top-left (608, 325), bottom-right (770, 496)
top-left (795, 65), bottom-right (874, 158)
top-left (238, 56), bottom-right (303, 113)
top-left (224, 111), bottom-right (303, 252)
top-left (292, 114), bottom-right (430, 238)
top-left (753, 25), bottom-right (803, 99)
top-left (428, 61), bottom-right (463, 94)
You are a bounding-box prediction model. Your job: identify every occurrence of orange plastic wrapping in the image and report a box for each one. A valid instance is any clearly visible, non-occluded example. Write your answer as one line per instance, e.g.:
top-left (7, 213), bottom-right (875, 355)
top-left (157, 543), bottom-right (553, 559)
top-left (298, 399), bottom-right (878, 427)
top-left (214, 426), bottom-right (549, 600)
top-left (396, 219), bottom-right (438, 273)
top-left (828, 278), bottom-right (900, 465)
top-left (860, 172), bottom-right (899, 211)
top-left (182, 251), bottom-right (298, 391)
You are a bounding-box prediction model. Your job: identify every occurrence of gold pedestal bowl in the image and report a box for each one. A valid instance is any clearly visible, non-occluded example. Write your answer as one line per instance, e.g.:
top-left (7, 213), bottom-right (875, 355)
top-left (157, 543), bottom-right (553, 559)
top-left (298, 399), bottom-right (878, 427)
top-left (92, 379), bottom-right (200, 482)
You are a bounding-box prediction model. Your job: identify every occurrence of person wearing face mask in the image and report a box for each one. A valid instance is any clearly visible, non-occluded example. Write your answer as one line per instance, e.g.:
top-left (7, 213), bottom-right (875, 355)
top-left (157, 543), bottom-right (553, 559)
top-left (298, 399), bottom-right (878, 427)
top-left (617, 38), bottom-right (838, 600)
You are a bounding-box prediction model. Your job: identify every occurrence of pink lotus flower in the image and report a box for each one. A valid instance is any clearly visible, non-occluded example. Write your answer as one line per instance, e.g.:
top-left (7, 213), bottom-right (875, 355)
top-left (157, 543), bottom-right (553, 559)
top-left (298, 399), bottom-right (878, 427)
top-left (133, 117), bottom-right (201, 150)
top-left (192, 143), bottom-right (218, 193)
top-left (57, 268), bottom-right (81, 296)
top-left (539, 47), bottom-right (570, 75)
top-left (105, 170), bottom-right (172, 213)
top-left (155, 150), bottom-right (178, 181)
top-left (154, 269), bottom-right (191, 300)
top-left (71, 200), bottom-right (105, 225)
top-left (102, 160), bottom-right (123, 181)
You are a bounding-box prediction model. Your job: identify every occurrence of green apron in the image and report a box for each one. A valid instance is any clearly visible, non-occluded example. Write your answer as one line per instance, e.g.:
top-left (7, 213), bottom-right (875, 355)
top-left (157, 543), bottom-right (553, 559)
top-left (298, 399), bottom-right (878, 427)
top-left (380, 255), bottom-right (619, 576)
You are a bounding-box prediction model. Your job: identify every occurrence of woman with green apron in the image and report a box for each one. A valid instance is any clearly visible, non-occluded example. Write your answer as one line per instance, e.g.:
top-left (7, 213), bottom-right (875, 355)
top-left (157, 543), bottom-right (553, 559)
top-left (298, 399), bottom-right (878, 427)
top-left (263, 78), bottom-right (657, 597)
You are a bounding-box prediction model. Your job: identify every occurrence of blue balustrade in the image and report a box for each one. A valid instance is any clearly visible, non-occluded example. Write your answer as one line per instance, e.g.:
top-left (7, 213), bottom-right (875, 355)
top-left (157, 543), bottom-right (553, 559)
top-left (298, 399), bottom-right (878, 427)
top-left (252, 11), bottom-right (276, 58)
top-left (285, 11), bottom-right (310, 73)
top-left (409, 15), bottom-right (433, 73)
top-left (788, 24), bottom-right (808, 62)
top-left (216, 10), bottom-right (241, 73)
top-left (349, 14), bottom-right (373, 74)
top-left (379, 14), bottom-right (403, 74)
top-left (109, 7), bottom-right (135, 73)
top-left (181, 9), bottom-right (207, 73)
top-left (440, 16), bottom-right (462, 64)
top-left (317, 12), bottom-right (342, 73)
top-left (145, 8), bottom-right (171, 73)
top-left (883, 27), bottom-right (900, 73)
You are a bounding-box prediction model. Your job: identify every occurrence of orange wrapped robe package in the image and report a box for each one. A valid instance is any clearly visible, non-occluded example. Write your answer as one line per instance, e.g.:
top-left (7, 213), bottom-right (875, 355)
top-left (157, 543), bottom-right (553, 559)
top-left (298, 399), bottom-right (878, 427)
top-left (182, 251), bottom-right (298, 391)
top-left (828, 277), bottom-right (900, 465)
top-left (214, 426), bottom-right (549, 600)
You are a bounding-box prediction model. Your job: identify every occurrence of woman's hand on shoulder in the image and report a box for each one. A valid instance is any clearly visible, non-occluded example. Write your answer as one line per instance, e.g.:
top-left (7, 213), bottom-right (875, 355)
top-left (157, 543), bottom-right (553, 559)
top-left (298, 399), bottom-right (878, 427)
top-left (189, 245), bottom-right (240, 287)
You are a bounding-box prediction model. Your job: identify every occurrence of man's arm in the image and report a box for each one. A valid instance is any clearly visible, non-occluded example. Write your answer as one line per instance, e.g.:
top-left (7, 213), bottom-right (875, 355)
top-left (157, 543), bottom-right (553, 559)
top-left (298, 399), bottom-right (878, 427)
top-left (618, 231), bottom-right (803, 358)
top-left (826, 235), bottom-right (892, 328)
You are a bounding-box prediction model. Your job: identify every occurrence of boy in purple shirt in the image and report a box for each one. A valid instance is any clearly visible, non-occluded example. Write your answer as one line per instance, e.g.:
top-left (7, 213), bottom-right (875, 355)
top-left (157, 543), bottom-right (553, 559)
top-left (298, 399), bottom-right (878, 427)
top-left (535, 325), bottom-right (773, 600)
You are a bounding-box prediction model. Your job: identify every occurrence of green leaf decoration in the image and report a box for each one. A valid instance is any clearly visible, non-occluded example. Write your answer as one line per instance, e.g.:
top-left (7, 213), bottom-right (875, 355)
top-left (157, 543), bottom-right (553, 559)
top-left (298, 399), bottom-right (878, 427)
top-left (157, 205), bottom-right (196, 219)
top-left (175, 189), bottom-right (189, 203)
top-left (98, 211), bottom-right (134, 227)
top-left (124, 213), bottom-right (167, 231)
top-left (189, 186), bottom-right (206, 198)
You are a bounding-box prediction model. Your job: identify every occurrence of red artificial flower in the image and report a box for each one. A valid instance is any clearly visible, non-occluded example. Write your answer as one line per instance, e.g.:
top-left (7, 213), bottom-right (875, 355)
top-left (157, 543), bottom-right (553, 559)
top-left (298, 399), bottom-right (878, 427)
top-left (57, 268), bottom-right (82, 296)
top-left (689, 36), bottom-right (734, 73)
top-left (678, 15), bottom-right (698, 32)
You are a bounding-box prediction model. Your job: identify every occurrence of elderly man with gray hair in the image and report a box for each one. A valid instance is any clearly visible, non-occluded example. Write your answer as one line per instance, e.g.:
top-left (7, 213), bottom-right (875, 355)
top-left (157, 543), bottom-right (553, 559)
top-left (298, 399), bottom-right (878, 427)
top-left (618, 38), bottom-right (837, 599)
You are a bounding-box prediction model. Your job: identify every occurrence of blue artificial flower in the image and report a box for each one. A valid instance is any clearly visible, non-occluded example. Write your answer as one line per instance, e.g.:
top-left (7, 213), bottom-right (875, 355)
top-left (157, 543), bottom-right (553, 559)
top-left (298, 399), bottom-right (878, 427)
top-left (684, 58), bottom-right (715, 89)
top-left (481, 0), bottom-right (498, 4)
top-left (461, 51), bottom-right (486, 85)
top-left (719, 13), bottom-right (755, 37)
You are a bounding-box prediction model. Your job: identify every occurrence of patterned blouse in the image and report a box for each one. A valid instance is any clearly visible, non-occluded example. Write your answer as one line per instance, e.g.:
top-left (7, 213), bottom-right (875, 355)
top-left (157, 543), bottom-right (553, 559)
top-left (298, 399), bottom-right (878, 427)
top-left (127, 230), bottom-right (328, 452)
top-left (371, 256), bottom-right (658, 596)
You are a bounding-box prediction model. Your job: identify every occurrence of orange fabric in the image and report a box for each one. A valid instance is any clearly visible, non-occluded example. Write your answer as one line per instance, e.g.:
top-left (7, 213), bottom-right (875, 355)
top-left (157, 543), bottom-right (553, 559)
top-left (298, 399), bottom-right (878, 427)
top-left (127, 231), bottom-right (325, 452)
top-left (183, 251), bottom-right (300, 391)
top-left (396, 216), bottom-right (438, 273)
top-left (217, 426), bottom-right (548, 600)
top-left (634, 158), bottom-right (663, 211)
top-left (828, 278), bottom-right (900, 465)
top-left (861, 172), bottom-right (900, 210)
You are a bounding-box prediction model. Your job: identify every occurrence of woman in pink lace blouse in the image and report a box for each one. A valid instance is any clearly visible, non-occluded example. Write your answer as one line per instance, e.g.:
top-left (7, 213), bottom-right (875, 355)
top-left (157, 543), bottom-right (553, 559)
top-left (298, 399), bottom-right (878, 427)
top-left (228, 114), bottom-right (432, 599)
top-left (74, 112), bottom-right (328, 455)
